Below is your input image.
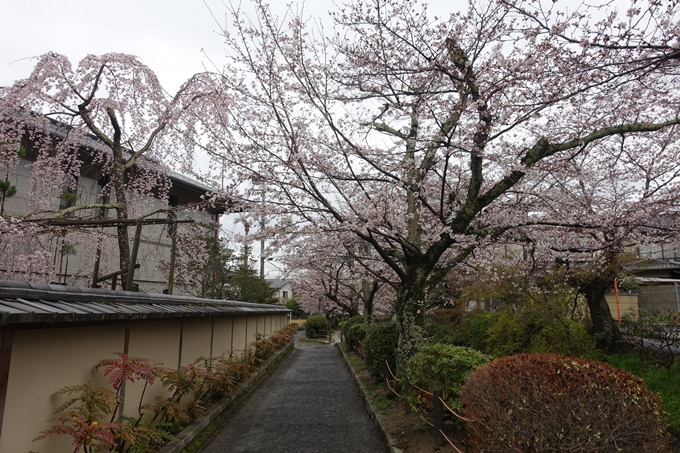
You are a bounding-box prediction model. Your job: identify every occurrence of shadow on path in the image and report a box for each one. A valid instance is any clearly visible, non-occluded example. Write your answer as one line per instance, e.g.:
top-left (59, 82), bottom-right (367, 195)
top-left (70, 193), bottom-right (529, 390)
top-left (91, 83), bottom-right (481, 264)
top-left (198, 332), bottom-right (385, 453)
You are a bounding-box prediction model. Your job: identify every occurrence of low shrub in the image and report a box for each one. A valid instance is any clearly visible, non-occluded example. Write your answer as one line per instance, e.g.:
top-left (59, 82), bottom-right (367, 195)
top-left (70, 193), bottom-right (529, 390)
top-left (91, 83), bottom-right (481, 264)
top-left (254, 324), bottom-right (298, 362)
top-left (364, 323), bottom-right (397, 379)
top-left (436, 310), bottom-right (495, 350)
top-left (346, 323), bottom-right (366, 353)
top-left (342, 315), bottom-right (364, 339)
top-left (461, 353), bottom-right (671, 452)
top-left (405, 344), bottom-right (493, 414)
top-left (483, 304), bottom-right (597, 358)
top-left (305, 315), bottom-right (330, 339)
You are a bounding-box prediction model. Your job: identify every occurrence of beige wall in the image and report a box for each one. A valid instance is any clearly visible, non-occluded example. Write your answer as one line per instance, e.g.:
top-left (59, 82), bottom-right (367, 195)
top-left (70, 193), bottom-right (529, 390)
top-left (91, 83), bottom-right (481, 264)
top-left (0, 312), bottom-right (289, 453)
top-left (232, 317), bottom-right (248, 354)
top-left (3, 325), bottom-right (125, 453)
top-left (605, 294), bottom-right (639, 320)
top-left (181, 319), bottom-right (213, 366)
top-left (213, 317), bottom-right (235, 358)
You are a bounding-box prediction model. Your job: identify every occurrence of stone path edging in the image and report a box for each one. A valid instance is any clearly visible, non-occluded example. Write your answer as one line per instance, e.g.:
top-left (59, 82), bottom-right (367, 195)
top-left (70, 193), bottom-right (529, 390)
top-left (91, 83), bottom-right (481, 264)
top-left (337, 343), bottom-right (404, 453)
top-left (157, 341), bottom-right (295, 453)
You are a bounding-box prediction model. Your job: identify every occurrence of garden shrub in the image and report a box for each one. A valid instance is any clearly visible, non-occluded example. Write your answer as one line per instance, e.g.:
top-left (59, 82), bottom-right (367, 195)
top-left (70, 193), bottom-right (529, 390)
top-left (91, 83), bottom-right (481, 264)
top-left (305, 315), bottom-right (330, 339)
top-left (405, 344), bottom-right (493, 414)
top-left (437, 310), bottom-right (495, 350)
top-left (483, 303), bottom-right (597, 357)
top-left (364, 322), bottom-right (397, 379)
top-left (342, 315), bottom-right (364, 339)
top-left (346, 323), bottom-right (366, 353)
top-left (254, 324), bottom-right (298, 362)
top-left (461, 353), bottom-right (671, 453)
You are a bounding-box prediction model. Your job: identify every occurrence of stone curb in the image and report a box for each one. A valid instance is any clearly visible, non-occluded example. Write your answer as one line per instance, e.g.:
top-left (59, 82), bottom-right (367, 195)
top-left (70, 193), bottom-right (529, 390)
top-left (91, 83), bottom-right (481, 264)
top-left (157, 341), bottom-right (296, 453)
top-left (337, 343), bottom-right (404, 453)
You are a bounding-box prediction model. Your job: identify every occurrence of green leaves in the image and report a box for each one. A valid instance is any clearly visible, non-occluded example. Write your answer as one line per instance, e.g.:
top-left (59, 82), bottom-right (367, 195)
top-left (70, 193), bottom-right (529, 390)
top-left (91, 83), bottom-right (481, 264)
top-left (405, 344), bottom-right (493, 414)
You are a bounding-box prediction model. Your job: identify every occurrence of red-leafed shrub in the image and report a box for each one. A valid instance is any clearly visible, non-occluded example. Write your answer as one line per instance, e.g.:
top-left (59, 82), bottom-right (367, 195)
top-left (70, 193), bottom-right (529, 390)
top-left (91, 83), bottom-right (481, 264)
top-left (36, 324), bottom-right (297, 452)
top-left (254, 324), bottom-right (297, 362)
top-left (461, 353), bottom-right (671, 453)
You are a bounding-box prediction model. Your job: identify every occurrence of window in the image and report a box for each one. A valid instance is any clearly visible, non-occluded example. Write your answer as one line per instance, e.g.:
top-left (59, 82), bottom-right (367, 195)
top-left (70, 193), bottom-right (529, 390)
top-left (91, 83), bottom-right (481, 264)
top-left (282, 291), bottom-right (288, 299)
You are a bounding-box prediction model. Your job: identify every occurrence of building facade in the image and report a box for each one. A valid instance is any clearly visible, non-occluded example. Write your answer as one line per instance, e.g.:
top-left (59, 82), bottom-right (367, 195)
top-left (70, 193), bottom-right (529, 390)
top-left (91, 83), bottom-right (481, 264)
top-left (1, 118), bottom-right (223, 295)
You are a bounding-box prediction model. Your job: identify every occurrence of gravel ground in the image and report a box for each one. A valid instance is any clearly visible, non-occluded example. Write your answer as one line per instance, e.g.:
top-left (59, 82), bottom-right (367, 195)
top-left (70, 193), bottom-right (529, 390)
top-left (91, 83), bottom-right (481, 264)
top-left (198, 332), bottom-right (385, 453)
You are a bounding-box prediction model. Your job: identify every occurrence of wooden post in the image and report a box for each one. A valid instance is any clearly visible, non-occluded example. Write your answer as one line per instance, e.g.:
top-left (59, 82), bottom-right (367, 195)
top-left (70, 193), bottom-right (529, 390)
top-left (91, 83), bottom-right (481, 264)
top-left (168, 221), bottom-right (178, 295)
top-left (126, 220), bottom-right (143, 291)
top-left (433, 389), bottom-right (444, 446)
top-left (91, 238), bottom-right (102, 288)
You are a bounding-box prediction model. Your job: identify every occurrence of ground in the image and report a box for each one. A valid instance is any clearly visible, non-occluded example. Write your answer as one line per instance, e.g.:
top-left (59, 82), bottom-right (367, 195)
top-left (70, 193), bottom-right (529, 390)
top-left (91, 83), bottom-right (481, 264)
top-left (342, 345), bottom-right (468, 453)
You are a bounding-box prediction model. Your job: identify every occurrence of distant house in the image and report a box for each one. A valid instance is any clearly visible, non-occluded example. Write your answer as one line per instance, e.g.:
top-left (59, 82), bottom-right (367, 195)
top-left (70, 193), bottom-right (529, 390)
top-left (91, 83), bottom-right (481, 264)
top-left (621, 259), bottom-right (680, 314)
top-left (267, 279), bottom-right (292, 303)
top-left (0, 116), bottom-right (225, 295)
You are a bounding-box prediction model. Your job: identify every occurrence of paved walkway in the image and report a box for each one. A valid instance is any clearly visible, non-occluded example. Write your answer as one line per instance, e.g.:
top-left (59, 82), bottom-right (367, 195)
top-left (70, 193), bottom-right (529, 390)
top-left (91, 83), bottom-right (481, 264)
top-left (198, 333), bottom-right (384, 453)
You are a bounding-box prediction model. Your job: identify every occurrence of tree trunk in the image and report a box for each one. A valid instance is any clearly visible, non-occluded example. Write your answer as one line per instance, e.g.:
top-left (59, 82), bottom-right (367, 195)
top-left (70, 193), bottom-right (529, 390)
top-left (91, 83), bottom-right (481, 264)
top-left (112, 153), bottom-right (131, 289)
top-left (581, 276), bottom-right (624, 352)
top-left (395, 282), bottom-right (426, 375)
top-left (362, 280), bottom-right (375, 327)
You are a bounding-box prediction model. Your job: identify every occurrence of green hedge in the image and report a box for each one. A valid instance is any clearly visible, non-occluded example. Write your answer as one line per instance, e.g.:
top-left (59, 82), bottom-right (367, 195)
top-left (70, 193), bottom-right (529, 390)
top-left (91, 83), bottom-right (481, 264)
top-left (346, 323), bottom-right (366, 352)
top-left (405, 344), bottom-right (493, 413)
top-left (364, 323), bottom-right (397, 379)
top-left (305, 315), bottom-right (330, 339)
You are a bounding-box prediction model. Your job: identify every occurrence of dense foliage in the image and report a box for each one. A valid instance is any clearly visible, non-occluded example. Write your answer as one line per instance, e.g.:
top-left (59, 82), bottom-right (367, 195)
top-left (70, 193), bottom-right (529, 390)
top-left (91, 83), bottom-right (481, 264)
top-left (342, 315), bottom-right (365, 338)
top-left (433, 300), bottom-right (597, 358)
top-left (364, 323), bottom-right (397, 379)
top-left (405, 344), bottom-right (493, 414)
top-left (461, 353), bottom-right (670, 453)
top-left (346, 323), bottom-right (367, 354)
top-left (483, 306), bottom-right (596, 358)
top-left (305, 315), bottom-right (330, 339)
top-left (284, 298), bottom-right (308, 317)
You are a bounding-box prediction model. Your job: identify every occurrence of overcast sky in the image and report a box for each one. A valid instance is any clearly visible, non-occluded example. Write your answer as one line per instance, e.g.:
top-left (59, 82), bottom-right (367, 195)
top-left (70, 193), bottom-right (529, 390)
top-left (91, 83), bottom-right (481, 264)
top-left (0, 0), bottom-right (228, 90)
top-left (0, 0), bottom-right (466, 91)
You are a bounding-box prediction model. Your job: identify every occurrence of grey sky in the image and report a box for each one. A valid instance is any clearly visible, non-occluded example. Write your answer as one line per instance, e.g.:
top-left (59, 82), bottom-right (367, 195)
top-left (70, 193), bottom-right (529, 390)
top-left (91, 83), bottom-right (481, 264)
top-left (0, 0), bottom-right (464, 91)
top-left (1, 0), bottom-right (228, 90)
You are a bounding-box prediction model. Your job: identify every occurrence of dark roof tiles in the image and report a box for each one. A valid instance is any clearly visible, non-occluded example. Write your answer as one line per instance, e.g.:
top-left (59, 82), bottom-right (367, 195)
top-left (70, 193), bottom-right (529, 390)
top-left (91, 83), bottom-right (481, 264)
top-left (0, 280), bottom-right (289, 326)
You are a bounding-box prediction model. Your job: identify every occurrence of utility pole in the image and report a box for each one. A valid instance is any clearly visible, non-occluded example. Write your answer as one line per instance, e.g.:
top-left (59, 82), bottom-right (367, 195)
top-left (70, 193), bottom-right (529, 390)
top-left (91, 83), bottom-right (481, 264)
top-left (252, 177), bottom-right (266, 279)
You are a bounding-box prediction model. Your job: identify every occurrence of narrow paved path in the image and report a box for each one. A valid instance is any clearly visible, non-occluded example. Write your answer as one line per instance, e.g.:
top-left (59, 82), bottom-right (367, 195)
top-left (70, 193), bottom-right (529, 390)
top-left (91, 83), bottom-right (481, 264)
top-left (199, 333), bottom-right (385, 453)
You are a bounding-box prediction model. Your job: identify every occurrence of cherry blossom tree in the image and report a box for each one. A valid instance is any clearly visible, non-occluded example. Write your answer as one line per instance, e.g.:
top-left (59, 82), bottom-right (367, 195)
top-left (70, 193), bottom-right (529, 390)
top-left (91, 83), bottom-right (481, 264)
top-left (0, 53), bottom-right (217, 288)
top-left (499, 125), bottom-right (680, 349)
top-left (281, 232), bottom-right (395, 320)
top-left (187, 0), bottom-right (680, 370)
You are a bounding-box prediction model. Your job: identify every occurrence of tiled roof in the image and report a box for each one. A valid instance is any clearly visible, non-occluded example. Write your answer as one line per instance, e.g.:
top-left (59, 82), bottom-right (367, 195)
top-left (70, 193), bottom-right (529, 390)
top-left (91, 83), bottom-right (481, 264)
top-left (44, 116), bottom-right (220, 195)
top-left (266, 279), bottom-right (289, 289)
top-left (0, 280), bottom-right (288, 326)
top-left (627, 259), bottom-right (680, 271)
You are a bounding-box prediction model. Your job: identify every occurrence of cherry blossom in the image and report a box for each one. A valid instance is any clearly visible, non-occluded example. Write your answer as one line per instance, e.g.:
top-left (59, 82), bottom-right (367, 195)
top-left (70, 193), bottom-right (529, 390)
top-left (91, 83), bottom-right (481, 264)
top-left (192, 0), bottom-right (680, 371)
